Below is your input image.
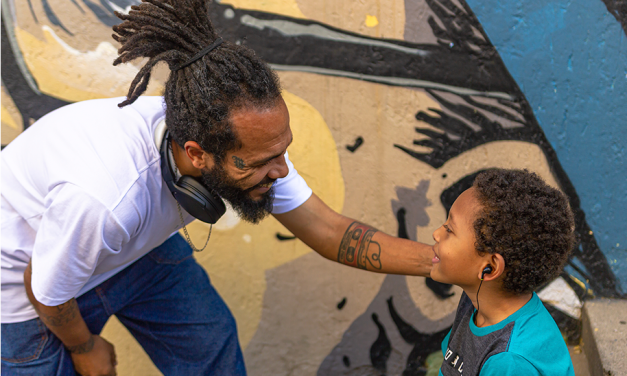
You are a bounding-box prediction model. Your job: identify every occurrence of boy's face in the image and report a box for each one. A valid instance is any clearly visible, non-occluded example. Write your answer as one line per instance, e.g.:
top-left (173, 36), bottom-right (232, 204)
top-left (431, 187), bottom-right (486, 288)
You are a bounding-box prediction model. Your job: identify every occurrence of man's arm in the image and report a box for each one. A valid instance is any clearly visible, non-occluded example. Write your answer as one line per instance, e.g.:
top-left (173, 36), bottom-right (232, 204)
top-left (24, 260), bottom-right (117, 376)
top-left (273, 194), bottom-right (433, 276)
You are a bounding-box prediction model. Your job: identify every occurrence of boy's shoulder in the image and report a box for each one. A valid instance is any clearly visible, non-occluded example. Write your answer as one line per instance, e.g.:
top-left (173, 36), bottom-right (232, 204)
top-left (441, 293), bottom-right (574, 376)
top-left (496, 293), bottom-right (574, 375)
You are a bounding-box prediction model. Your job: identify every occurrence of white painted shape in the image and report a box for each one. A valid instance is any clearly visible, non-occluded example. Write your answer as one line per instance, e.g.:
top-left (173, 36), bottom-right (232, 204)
top-left (242, 234), bottom-right (252, 243)
top-left (106, 0), bottom-right (135, 15)
top-left (537, 277), bottom-right (583, 319)
top-left (44, 25), bottom-right (118, 60)
top-left (214, 202), bottom-right (241, 231)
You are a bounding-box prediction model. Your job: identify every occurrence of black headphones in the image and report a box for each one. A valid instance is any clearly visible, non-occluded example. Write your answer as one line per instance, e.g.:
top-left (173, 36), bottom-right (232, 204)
top-left (160, 130), bottom-right (226, 224)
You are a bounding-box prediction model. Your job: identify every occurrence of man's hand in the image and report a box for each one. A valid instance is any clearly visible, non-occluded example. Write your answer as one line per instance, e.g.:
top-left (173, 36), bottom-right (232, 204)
top-left (71, 335), bottom-right (117, 376)
top-left (24, 260), bottom-right (117, 375)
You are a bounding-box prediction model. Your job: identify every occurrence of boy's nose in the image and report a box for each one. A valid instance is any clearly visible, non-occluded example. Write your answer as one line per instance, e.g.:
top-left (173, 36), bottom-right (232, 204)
top-left (433, 225), bottom-right (445, 243)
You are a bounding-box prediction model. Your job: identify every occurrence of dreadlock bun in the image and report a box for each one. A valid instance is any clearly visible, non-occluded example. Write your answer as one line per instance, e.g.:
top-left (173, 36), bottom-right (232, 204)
top-left (113, 0), bottom-right (281, 162)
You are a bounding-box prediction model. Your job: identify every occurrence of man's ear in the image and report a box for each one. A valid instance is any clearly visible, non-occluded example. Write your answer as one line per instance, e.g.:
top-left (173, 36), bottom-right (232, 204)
top-left (184, 141), bottom-right (215, 170)
top-left (479, 253), bottom-right (506, 281)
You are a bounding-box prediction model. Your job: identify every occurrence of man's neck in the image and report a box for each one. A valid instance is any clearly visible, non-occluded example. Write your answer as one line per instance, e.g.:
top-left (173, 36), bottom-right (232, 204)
top-left (466, 287), bottom-right (533, 328)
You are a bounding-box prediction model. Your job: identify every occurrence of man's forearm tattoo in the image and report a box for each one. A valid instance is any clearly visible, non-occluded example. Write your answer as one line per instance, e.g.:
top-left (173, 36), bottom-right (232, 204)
top-left (38, 299), bottom-right (79, 327)
top-left (67, 335), bottom-right (95, 354)
top-left (338, 222), bottom-right (382, 270)
top-left (232, 156), bottom-right (246, 169)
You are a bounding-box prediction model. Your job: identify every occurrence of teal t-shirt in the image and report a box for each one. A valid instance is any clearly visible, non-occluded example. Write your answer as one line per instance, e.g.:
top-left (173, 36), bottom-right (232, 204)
top-left (439, 292), bottom-right (574, 376)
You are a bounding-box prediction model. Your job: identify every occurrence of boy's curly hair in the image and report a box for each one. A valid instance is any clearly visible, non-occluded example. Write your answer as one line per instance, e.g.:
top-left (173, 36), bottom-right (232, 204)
top-left (472, 169), bottom-right (575, 294)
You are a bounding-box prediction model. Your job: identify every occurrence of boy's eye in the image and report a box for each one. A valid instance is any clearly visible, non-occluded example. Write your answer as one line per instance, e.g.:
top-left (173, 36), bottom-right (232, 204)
top-left (443, 224), bottom-right (452, 233)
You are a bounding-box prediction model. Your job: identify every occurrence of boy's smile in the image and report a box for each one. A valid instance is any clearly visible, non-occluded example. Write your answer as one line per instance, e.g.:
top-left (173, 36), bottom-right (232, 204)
top-left (431, 187), bottom-right (485, 289)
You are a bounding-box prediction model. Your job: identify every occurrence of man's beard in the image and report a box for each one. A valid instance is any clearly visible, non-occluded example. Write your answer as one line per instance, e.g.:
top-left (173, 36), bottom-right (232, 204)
top-left (200, 163), bottom-right (275, 224)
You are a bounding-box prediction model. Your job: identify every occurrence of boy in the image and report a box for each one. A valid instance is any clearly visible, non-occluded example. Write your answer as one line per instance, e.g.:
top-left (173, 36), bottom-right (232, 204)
top-left (432, 169), bottom-right (575, 376)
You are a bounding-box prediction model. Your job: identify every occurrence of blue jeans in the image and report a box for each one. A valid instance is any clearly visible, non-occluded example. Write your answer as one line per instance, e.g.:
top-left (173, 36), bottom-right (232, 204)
top-left (1, 234), bottom-right (246, 375)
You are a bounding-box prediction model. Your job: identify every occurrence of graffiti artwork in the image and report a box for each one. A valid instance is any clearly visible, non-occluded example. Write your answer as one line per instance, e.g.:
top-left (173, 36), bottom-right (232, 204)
top-left (2, 0), bottom-right (625, 374)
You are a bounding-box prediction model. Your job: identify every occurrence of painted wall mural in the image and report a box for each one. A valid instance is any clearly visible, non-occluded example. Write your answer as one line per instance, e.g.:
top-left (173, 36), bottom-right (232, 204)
top-left (2, 0), bottom-right (625, 375)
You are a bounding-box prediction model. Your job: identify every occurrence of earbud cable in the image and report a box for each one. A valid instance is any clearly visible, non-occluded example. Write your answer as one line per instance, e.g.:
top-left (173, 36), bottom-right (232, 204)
top-left (474, 277), bottom-right (484, 325)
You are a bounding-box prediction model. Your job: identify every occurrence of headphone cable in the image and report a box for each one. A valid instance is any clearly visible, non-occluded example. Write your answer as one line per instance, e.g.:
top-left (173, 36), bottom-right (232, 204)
top-left (474, 277), bottom-right (484, 325)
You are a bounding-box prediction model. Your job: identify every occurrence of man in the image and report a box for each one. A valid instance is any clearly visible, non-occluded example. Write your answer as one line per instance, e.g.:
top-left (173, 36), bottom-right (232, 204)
top-left (0, 1), bottom-right (433, 375)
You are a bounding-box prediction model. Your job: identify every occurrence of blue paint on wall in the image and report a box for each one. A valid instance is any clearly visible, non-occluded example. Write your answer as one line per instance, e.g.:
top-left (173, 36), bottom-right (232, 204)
top-left (466, 0), bottom-right (627, 291)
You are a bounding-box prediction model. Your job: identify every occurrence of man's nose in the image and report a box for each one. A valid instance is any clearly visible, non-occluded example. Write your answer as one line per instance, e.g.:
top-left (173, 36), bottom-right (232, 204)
top-left (267, 155), bottom-right (289, 180)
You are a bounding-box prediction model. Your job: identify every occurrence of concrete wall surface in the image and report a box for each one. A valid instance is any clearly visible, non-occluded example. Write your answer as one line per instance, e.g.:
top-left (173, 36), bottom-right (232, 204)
top-left (2, 0), bottom-right (625, 374)
top-left (582, 299), bottom-right (627, 376)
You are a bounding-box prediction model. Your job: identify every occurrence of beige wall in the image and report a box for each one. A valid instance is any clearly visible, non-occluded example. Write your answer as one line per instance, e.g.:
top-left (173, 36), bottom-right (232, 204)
top-left (2, 0), bottom-right (597, 374)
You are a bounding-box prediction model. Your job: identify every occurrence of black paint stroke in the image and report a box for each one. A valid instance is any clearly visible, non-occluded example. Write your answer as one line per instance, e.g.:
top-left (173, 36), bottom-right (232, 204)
top-left (425, 278), bottom-right (454, 299)
top-left (81, 0), bottom-right (120, 26)
top-left (346, 136), bottom-right (364, 152)
top-left (342, 355), bottom-right (350, 368)
top-left (42, 0), bottom-right (73, 35)
top-left (396, 208), bottom-right (410, 240)
top-left (337, 297), bottom-right (347, 310)
top-left (205, 4), bottom-right (516, 96)
top-left (69, 0), bottom-right (86, 14)
top-left (543, 302), bottom-right (581, 345)
top-left (559, 270), bottom-right (589, 302)
top-left (275, 233), bottom-right (296, 241)
top-left (1, 15), bottom-right (69, 132)
top-left (26, 0), bottom-right (39, 23)
top-left (601, 0), bottom-right (627, 35)
top-left (425, 0), bottom-right (492, 56)
top-left (370, 313), bottom-right (392, 374)
top-left (387, 297), bottom-right (451, 375)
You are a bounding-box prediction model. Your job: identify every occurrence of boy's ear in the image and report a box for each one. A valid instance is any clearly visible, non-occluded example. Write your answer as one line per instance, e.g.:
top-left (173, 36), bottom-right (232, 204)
top-left (479, 253), bottom-right (506, 281)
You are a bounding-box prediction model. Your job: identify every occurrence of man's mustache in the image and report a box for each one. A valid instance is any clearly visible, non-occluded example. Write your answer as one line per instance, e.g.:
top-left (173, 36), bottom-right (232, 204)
top-left (246, 178), bottom-right (276, 192)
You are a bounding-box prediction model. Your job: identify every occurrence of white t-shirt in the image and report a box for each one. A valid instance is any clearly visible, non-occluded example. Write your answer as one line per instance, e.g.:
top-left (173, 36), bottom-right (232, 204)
top-left (1, 96), bottom-right (312, 323)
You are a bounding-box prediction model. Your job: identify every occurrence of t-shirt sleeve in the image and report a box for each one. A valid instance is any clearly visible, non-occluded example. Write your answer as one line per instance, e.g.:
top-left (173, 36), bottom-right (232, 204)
top-left (30, 183), bottom-right (130, 306)
top-left (479, 353), bottom-right (541, 376)
top-left (271, 151), bottom-right (313, 214)
top-left (441, 329), bottom-right (451, 355)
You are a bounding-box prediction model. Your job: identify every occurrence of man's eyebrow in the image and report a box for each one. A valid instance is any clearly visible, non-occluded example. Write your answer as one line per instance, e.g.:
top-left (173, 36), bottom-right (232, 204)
top-left (249, 136), bottom-right (293, 166)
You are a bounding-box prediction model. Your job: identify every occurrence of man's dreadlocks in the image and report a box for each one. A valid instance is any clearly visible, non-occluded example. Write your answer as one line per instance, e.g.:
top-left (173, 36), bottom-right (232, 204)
top-left (112, 0), bottom-right (282, 163)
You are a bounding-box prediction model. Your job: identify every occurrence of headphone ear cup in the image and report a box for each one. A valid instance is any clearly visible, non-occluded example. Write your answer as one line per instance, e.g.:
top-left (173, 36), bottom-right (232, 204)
top-left (175, 177), bottom-right (226, 224)
top-left (159, 130), bottom-right (226, 224)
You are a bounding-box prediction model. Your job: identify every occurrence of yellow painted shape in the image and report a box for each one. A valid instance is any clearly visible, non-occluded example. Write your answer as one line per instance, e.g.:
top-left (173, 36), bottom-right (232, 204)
top-left (2, 86), bottom-right (24, 145)
top-left (221, 0), bottom-right (306, 19)
top-left (190, 89), bottom-right (344, 349)
top-left (14, 25), bottom-right (163, 102)
top-left (365, 14), bottom-right (379, 28)
top-left (1, 104), bottom-right (19, 130)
